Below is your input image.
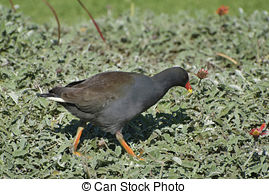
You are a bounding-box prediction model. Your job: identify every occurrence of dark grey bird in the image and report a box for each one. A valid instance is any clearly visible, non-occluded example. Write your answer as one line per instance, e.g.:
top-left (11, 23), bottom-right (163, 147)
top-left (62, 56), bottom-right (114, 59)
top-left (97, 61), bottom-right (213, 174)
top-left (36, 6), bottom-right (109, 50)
top-left (38, 67), bottom-right (192, 159)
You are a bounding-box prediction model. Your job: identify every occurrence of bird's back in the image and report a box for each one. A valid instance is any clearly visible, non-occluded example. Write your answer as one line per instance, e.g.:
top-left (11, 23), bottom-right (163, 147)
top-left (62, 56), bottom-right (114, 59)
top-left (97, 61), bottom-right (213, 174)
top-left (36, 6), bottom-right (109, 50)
top-left (49, 71), bottom-right (160, 131)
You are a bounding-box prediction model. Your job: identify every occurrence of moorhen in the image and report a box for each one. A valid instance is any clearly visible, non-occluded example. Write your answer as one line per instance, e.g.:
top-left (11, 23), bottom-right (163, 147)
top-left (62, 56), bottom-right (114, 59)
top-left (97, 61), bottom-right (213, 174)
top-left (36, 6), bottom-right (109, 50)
top-left (38, 67), bottom-right (192, 159)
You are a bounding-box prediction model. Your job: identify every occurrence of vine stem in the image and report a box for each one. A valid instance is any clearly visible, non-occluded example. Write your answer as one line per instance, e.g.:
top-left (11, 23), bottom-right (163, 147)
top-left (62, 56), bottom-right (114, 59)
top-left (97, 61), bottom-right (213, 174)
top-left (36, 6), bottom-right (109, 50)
top-left (9, 0), bottom-right (16, 12)
top-left (77, 0), bottom-right (106, 43)
top-left (216, 52), bottom-right (238, 65)
top-left (42, 0), bottom-right (61, 45)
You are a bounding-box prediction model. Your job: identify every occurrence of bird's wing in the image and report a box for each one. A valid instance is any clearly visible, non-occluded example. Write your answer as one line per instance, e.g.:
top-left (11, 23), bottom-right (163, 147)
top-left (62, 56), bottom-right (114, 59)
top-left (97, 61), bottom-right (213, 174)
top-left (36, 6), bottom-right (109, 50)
top-left (59, 72), bottom-right (136, 114)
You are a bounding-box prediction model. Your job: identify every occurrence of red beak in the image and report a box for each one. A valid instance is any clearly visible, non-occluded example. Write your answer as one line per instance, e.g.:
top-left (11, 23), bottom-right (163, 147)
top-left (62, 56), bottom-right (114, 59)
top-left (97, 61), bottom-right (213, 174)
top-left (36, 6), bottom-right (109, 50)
top-left (185, 81), bottom-right (192, 93)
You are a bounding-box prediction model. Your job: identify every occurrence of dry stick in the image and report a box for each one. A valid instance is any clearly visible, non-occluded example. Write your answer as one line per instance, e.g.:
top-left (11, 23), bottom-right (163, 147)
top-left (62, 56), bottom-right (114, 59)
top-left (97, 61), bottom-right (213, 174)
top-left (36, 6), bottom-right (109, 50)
top-left (42, 0), bottom-right (61, 45)
top-left (77, 0), bottom-right (106, 43)
top-left (216, 52), bottom-right (238, 65)
top-left (130, 2), bottom-right (135, 17)
top-left (9, 0), bottom-right (16, 12)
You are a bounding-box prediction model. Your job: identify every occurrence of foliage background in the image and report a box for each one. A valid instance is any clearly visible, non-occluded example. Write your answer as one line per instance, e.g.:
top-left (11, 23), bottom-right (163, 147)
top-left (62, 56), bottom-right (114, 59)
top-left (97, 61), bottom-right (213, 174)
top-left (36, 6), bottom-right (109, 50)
top-left (0, 0), bottom-right (269, 24)
top-left (0, 1), bottom-right (268, 178)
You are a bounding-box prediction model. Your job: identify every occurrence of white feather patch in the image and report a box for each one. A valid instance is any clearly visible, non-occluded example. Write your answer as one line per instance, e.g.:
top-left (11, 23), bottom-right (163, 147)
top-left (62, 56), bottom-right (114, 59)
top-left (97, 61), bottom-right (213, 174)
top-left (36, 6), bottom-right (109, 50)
top-left (47, 97), bottom-right (66, 102)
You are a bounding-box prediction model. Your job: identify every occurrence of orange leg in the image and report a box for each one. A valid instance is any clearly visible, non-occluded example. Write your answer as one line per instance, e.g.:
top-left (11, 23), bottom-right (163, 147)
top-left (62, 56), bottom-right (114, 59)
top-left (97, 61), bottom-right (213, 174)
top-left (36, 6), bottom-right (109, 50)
top-left (115, 131), bottom-right (144, 160)
top-left (72, 121), bottom-right (86, 157)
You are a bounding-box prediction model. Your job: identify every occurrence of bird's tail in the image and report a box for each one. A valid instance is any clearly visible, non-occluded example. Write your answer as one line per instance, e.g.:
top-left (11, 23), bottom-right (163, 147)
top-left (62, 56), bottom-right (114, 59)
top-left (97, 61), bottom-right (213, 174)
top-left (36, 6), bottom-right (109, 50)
top-left (36, 92), bottom-right (66, 103)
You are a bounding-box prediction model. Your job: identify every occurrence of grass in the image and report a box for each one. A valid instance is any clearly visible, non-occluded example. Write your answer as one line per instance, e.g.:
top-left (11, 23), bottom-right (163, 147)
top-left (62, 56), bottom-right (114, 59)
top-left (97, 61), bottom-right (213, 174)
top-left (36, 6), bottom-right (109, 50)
top-left (1, 0), bottom-right (269, 24)
top-left (0, 5), bottom-right (269, 178)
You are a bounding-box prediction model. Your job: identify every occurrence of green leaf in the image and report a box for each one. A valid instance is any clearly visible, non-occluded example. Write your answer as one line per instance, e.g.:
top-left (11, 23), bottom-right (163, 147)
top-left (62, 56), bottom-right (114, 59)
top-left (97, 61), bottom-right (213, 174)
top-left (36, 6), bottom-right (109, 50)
top-left (8, 91), bottom-right (19, 104)
top-left (115, 146), bottom-right (122, 157)
top-left (163, 133), bottom-right (173, 143)
top-left (172, 157), bottom-right (182, 165)
top-left (13, 149), bottom-right (28, 157)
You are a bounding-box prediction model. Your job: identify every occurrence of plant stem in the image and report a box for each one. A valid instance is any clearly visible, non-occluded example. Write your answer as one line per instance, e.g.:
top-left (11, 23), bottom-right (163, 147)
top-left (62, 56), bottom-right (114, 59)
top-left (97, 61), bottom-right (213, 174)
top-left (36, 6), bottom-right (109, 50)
top-left (9, 0), bottom-right (16, 12)
top-left (77, 0), bottom-right (106, 43)
top-left (42, 0), bottom-right (61, 45)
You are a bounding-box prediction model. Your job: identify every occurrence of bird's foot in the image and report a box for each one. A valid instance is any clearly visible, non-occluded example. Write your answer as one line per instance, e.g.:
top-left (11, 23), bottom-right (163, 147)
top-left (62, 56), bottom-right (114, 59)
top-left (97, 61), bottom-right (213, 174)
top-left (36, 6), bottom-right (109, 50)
top-left (136, 149), bottom-right (145, 161)
top-left (73, 151), bottom-right (83, 157)
top-left (115, 131), bottom-right (145, 161)
top-left (73, 151), bottom-right (92, 159)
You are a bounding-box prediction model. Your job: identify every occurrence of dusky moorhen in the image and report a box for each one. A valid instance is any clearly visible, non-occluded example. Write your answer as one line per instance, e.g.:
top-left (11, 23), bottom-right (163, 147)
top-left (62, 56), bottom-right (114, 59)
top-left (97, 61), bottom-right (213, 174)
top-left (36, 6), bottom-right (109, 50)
top-left (38, 67), bottom-right (192, 159)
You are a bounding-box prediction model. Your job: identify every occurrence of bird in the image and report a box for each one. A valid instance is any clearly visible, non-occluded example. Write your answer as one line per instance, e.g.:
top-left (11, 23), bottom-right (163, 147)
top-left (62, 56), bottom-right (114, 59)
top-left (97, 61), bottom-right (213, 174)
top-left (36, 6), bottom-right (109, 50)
top-left (37, 67), bottom-right (192, 159)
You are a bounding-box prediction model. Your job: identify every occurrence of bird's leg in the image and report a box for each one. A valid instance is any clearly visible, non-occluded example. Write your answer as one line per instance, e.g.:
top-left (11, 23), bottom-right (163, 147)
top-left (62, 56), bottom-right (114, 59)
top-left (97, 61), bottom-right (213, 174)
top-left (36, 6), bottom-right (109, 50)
top-left (72, 121), bottom-right (86, 157)
top-left (115, 131), bottom-right (144, 160)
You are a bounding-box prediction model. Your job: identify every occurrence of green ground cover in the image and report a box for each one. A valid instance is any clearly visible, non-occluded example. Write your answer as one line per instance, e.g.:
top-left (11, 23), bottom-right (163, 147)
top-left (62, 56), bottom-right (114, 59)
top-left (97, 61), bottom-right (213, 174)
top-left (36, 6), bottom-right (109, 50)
top-left (0, 4), bottom-right (268, 178)
top-left (0, 0), bottom-right (269, 24)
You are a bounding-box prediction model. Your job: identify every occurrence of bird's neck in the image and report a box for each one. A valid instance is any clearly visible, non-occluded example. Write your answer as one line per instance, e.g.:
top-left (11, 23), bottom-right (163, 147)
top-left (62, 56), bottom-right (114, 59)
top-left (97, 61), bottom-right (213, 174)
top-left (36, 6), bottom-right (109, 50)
top-left (152, 69), bottom-right (179, 94)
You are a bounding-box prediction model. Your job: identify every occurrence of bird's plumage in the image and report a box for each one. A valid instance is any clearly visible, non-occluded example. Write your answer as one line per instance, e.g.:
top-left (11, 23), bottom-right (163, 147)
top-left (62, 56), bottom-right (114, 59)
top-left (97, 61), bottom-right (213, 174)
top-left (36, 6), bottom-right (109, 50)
top-left (38, 67), bottom-right (191, 134)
